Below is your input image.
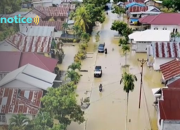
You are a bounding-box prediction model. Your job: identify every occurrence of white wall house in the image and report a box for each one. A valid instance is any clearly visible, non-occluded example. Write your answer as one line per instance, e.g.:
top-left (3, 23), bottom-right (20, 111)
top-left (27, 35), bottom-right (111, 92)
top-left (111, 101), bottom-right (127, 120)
top-left (0, 64), bottom-right (56, 91)
top-left (151, 25), bottom-right (180, 32)
top-left (148, 42), bottom-right (180, 70)
top-left (129, 30), bottom-right (171, 53)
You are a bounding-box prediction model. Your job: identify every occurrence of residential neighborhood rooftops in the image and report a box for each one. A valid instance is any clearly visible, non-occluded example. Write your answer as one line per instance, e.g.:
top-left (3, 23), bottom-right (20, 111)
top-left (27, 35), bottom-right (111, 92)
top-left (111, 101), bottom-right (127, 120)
top-left (129, 30), bottom-right (171, 42)
top-left (0, 52), bottom-right (58, 73)
top-left (160, 59), bottom-right (180, 81)
top-left (159, 88), bottom-right (180, 120)
top-left (0, 64), bottom-right (56, 90)
top-left (139, 13), bottom-right (180, 25)
top-left (129, 6), bottom-right (148, 12)
top-left (151, 42), bottom-right (180, 58)
top-left (3, 33), bottom-right (52, 53)
top-left (0, 88), bottom-right (43, 115)
top-left (20, 26), bottom-right (55, 37)
top-left (29, 19), bottom-right (63, 31)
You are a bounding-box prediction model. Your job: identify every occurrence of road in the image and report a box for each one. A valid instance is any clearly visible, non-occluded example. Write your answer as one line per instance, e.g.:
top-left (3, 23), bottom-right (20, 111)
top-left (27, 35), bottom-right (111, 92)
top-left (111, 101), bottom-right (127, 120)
top-left (67, 11), bottom-right (162, 130)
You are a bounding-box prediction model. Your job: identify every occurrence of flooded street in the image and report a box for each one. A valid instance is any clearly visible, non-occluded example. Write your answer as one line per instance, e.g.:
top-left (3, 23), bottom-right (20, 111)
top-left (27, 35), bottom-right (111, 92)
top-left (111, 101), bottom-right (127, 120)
top-left (67, 11), bottom-right (163, 130)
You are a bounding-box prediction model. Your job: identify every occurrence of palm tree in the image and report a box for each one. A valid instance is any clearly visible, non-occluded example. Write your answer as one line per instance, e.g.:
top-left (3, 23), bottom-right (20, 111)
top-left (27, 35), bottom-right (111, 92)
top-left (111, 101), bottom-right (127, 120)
top-left (68, 62), bottom-right (81, 71)
top-left (62, 22), bottom-right (69, 43)
top-left (81, 32), bottom-right (90, 43)
top-left (72, 5), bottom-right (91, 32)
top-left (72, 25), bottom-right (80, 39)
top-left (66, 70), bottom-right (80, 84)
top-left (9, 114), bottom-right (30, 130)
top-left (122, 45), bottom-right (130, 66)
top-left (120, 72), bottom-right (137, 130)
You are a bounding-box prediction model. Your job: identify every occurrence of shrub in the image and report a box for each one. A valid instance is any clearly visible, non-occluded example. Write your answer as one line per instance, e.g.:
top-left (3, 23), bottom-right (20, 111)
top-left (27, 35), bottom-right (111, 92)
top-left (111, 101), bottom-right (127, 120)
top-left (79, 43), bottom-right (88, 50)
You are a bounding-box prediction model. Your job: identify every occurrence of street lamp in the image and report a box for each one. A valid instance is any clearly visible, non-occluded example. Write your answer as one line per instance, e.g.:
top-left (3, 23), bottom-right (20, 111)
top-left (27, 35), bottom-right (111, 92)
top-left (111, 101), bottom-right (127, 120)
top-left (137, 58), bottom-right (148, 109)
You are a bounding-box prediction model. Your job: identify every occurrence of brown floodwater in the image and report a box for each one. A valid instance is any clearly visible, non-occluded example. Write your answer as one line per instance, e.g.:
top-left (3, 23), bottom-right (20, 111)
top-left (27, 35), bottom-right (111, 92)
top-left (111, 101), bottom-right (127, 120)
top-left (66, 11), bottom-right (163, 130)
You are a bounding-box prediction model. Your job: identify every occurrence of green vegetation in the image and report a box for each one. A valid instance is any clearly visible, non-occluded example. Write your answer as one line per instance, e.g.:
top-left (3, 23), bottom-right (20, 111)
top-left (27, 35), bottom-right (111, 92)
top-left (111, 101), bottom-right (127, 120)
top-left (112, 5), bottom-right (125, 15)
top-left (162, 0), bottom-right (180, 11)
top-left (122, 45), bottom-right (130, 66)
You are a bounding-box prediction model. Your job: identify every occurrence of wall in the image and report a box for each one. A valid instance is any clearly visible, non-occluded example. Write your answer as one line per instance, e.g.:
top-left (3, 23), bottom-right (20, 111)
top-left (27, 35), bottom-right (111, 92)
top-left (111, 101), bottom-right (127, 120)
top-left (145, 0), bottom-right (155, 6)
top-left (3, 80), bottom-right (41, 91)
top-left (151, 25), bottom-right (180, 32)
top-left (153, 58), bottom-right (174, 70)
top-left (33, 2), bottom-right (52, 7)
top-left (163, 120), bottom-right (180, 130)
top-left (136, 42), bottom-right (151, 53)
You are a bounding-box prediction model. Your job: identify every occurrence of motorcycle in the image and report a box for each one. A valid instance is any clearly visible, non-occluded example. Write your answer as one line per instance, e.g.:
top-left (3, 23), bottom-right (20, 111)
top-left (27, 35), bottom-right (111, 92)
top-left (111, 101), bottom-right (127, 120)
top-left (105, 48), bottom-right (107, 54)
top-left (99, 84), bottom-right (103, 92)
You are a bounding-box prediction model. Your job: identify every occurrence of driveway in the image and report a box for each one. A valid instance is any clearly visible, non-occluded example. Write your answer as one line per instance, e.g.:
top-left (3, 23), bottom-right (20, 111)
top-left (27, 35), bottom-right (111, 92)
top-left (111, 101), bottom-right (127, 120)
top-left (67, 11), bottom-right (162, 130)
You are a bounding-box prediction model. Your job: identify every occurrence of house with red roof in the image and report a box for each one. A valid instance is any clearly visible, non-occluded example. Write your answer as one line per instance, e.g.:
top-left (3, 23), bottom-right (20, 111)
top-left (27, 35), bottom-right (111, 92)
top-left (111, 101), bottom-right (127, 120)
top-left (157, 88), bottom-right (180, 130)
top-left (139, 13), bottom-right (180, 33)
top-left (0, 52), bottom-right (58, 80)
top-left (144, 0), bottom-right (162, 8)
top-left (147, 43), bottom-right (180, 70)
top-left (0, 88), bottom-right (43, 125)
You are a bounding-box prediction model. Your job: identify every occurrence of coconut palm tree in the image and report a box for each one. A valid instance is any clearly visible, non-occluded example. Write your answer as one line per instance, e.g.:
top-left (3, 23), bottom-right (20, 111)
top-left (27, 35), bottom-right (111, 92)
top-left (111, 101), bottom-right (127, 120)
top-left (81, 32), bottom-right (90, 43)
top-left (72, 5), bottom-right (91, 32)
top-left (72, 25), bottom-right (80, 39)
top-left (62, 22), bottom-right (69, 42)
top-left (68, 62), bottom-right (81, 71)
top-left (122, 45), bottom-right (130, 66)
top-left (66, 70), bottom-right (80, 84)
top-left (120, 72), bottom-right (137, 130)
top-left (9, 113), bottom-right (30, 130)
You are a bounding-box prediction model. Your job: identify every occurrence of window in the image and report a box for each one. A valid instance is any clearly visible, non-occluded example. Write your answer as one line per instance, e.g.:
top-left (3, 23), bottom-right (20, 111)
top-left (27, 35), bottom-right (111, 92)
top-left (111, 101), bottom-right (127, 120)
top-left (61, 18), bottom-right (64, 21)
top-left (163, 28), bottom-right (167, 30)
top-left (0, 114), bottom-right (6, 123)
top-left (154, 27), bottom-right (158, 30)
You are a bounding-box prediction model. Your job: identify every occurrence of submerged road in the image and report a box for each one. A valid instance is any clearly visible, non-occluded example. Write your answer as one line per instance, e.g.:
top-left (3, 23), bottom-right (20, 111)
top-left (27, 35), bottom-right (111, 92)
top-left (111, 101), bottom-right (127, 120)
top-left (67, 11), bottom-right (161, 130)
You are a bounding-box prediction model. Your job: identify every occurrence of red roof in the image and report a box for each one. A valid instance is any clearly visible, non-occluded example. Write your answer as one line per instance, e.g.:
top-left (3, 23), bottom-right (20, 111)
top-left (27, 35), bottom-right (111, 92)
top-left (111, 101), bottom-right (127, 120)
top-left (139, 15), bottom-right (157, 24)
top-left (0, 88), bottom-right (43, 115)
top-left (0, 52), bottom-right (21, 72)
top-left (167, 79), bottom-right (180, 88)
top-left (129, 6), bottom-right (148, 12)
top-left (6, 33), bottom-right (52, 53)
top-left (152, 42), bottom-right (180, 58)
top-left (29, 19), bottom-right (63, 31)
top-left (159, 88), bottom-right (180, 120)
top-left (160, 59), bottom-right (180, 81)
top-left (139, 13), bottom-right (180, 25)
top-left (0, 52), bottom-right (58, 73)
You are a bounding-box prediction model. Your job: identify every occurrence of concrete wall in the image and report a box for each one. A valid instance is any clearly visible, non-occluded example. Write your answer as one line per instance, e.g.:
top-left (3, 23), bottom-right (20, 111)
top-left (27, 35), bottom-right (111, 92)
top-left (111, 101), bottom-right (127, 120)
top-left (145, 0), bottom-right (155, 6)
top-left (151, 25), bottom-right (180, 32)
top-left (163, 120), bottom-right (180, 130)
top-left (136, 42), bottom-right (151, 53)
top-left (3, 80), bottom-right (42, 91)
top-left (153, 58), bottom-right (174, 70)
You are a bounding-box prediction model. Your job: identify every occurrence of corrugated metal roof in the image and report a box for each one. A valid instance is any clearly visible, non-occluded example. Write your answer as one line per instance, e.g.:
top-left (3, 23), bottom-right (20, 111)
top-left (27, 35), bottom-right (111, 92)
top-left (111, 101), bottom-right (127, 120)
top-left (0, 88), bottom-right (43, 114)
top-left (151, 42), bottom-right (180, 58)
top-left (0, 52), bottom-right (58, 73)
top-left (159, 88), bottom-right (180, 120)
top-left (0, 64), bottom-right (56, 90)
top-left (5, 33), bottom-right (52, 53)
top-left (129, 6), bottom-right (148, 12)
top-left (20, 26), bottom-right (54, 36)
top-left (160, 59), bottom-right (180, 81)
top-left (29, 19), bottom-right (63, 31)
top-left (167, 78), bottom-right (180, 88)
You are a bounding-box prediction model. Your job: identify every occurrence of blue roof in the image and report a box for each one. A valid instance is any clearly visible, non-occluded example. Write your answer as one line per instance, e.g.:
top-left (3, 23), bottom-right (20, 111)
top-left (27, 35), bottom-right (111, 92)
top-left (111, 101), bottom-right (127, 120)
top-left (126, 2), bottom-right (145, 8)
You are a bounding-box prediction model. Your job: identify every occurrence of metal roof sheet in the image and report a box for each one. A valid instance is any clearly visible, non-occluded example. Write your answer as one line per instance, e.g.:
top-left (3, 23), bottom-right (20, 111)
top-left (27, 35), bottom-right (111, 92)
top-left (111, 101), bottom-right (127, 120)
top-left (159, 88), bottom-right (180, 120)
top-left (129, 6), bottom-right (148, 12)
top-left (5, 33), bottom-right (52, 53)
top-left (151, 42), bottom-right (180, 58)
top-left (0, 88), bottom-right (43, 114)
top-left (0, 64), bottom-right (56, 90)
top-left (160, 59), bottom-right (180, 81)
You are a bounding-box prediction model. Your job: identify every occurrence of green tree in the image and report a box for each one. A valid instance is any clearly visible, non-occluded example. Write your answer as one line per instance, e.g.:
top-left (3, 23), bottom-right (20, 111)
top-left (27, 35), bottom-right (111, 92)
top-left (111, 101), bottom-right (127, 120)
top-left (122, 27), bottom-right (133, 41)
top-left (112, 6), bottom-right (125, 16)
top-left (160, 7), bottom-right (176, 12)
top-left (41, 82), bottom-right (85, 128)
top-left (81, 32), bottom-right (90, 43)
top-left (50, 124), bottom-right (66, 130)
top-left (122, 45), bottom-right (130, 66)
top-left (73, 5), bottom-right (91, 32)
top-left (83, 0), bottom-right (109, 6)
top-left (111, 21), bottom-right (127, 35)
top-left (72, 25), bottom-right (80, 39)
top-left (66, 70), bottom-right (81, 84)
top-left (62, 22), bottom-right (69, 42)
top-left (162, 0), bottom-right (173, 9)
top-left (120, 72), bottom-right (137, 130)
top-left (68, 62), bottom-right (81, 71)
top-left (119, 38), bottom-right (128, 46)
top-left (9, 114), bottom-right (30, 130)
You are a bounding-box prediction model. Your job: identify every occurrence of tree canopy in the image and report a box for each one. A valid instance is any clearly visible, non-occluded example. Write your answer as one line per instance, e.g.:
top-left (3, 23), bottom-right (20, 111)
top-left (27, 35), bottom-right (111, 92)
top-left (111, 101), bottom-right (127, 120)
top-left (162, 0), bottom-right (180, 11)
top-left (41, 82), bottom-right (85, 128)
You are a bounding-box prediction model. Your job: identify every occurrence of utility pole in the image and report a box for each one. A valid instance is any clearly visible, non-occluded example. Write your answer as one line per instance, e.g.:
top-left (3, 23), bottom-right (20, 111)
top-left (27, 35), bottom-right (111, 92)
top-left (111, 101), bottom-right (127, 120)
top-left (137, 59), bottom-right (148, 109)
